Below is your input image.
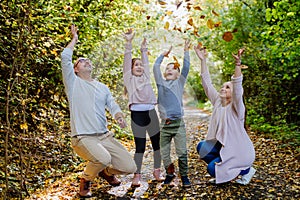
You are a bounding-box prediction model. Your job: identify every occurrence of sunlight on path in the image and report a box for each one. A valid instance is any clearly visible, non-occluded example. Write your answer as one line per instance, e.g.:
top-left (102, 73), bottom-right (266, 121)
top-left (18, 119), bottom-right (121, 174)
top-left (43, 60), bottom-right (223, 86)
top-left (106, 106), bottom-right (209, 198)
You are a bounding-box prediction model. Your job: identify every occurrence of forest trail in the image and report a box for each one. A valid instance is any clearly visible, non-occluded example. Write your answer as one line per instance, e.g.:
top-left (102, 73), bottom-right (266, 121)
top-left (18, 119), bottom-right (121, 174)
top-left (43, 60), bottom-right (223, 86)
top-left (28, 106), bottom-right (299, 199)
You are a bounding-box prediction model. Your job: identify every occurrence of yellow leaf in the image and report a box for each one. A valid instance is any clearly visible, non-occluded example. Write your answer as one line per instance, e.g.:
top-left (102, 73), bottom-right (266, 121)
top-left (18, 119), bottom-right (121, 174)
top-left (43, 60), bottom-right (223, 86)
top-left (166, 11), bottom-right (173, 16)
top-left (164, 21), bottom-right (170, 30)
top-left (50, 49), bottom-right (58, 56)
top-left (207, 19), bottom-right (214, 29)
top-left (20, 123), bottom-right (28, 130)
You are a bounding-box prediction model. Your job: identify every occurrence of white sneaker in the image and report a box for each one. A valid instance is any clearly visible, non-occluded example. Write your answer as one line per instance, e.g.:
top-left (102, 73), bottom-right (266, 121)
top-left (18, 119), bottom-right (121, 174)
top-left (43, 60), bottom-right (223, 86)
top-left (236, 167), bottom-right (256, 185)
top-left (208, 178), bottom-right (216, 184)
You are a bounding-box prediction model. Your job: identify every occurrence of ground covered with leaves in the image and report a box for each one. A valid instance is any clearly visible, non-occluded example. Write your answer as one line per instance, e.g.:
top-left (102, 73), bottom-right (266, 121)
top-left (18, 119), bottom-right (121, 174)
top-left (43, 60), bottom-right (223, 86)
top-left (27, 107), bottom-right (299, 199)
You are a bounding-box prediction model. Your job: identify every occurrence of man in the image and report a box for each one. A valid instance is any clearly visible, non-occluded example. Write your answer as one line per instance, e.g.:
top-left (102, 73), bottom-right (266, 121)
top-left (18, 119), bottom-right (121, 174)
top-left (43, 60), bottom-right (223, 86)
top-left (61, 24), bottom-right (136, 198)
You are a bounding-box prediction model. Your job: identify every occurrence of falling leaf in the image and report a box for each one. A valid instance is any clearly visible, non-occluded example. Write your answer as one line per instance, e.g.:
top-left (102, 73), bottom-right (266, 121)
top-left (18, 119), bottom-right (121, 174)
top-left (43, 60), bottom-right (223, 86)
top-left (207, 19), bottom-right (214, 29)
top-left (186, 3), bottom-right (192, 11)
top-left (173, 26), bottom-right (182, 32)
top-left (212, 10), bottom-right (219, 16)
top-left (158, 0), bottom-right (167, 5)
top-left (222, 31), bottom-right (233, 42)
top-left (164, 21), bottom-right (170, 30)
top-left (200, 15), bottom-right (206, 19)
top-left (193, 28), bottom-right (200, 37)
top-left (173, 56), bottom-right (180, 69)
top-left (198, 42), bottom-right (203, 47)
top-left (145, 0), bottom-right (150, 3)
top-left (187, 18), bottom-right (194, 26)
top-left (146, 15), bottom-right (151, 20)
top-left (176, 1), bottom-right (183, 9)
top-left (193, 5), bottom-right (203, 11)
top-left (165, 10), bottom-right (173, 16)
top-left (214, 21), bottom-right (222, 27)
top-left (232, 28), bottom-right (238, 33)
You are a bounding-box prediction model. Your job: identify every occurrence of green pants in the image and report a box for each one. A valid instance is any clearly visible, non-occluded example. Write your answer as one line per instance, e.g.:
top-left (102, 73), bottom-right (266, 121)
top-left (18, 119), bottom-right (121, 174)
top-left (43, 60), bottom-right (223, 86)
top-left (160, 118), bottom-right (188, 176)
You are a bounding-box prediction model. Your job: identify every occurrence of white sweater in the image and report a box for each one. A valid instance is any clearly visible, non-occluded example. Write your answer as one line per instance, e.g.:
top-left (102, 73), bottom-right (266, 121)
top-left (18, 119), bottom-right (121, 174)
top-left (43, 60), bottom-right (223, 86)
top-left (61, 48), bottom-right (122, 136)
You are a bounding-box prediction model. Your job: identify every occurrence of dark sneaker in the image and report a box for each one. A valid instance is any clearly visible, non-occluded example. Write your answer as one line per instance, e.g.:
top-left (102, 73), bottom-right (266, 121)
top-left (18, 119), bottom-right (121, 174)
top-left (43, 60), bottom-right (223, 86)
top-left (99, 170), bottom-right (121, 187)
top-left (181, 176), bottom-right (191, 188)
top-left (163, 174), bottom-right (176, 185)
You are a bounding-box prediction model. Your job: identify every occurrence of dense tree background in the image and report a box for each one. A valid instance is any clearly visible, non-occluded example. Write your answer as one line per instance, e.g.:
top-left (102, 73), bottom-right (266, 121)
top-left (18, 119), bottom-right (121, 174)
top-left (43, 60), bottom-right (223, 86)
top-left (0, 0), bottom-right (299, 198)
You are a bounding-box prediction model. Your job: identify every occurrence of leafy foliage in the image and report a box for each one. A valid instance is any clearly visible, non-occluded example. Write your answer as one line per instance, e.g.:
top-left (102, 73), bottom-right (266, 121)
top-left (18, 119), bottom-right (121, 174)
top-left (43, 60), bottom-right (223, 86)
top-left (0, 0), bottom-right (143, 198)
top-left (1, 0), bottom-right (299, 199)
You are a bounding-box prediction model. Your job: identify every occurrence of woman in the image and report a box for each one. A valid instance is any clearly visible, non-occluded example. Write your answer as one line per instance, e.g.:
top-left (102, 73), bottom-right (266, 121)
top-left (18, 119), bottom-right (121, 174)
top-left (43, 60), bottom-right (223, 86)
top-left (194, 45), bottom-right (256, 185)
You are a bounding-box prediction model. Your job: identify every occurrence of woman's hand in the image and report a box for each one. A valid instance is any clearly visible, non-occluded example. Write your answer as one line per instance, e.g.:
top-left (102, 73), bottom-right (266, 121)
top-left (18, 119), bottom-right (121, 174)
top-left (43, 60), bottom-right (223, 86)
top-left (232, 48), bottom-right (245, 66)
top-left (194, 43), bottom-right (206, 61)
top-left (124, 28), bottom-right (135, 42)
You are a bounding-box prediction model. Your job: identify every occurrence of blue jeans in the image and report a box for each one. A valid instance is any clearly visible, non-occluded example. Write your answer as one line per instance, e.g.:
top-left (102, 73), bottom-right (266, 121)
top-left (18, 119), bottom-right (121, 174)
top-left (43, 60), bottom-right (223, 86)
top-left (197, 140), bottom-right (250, 177)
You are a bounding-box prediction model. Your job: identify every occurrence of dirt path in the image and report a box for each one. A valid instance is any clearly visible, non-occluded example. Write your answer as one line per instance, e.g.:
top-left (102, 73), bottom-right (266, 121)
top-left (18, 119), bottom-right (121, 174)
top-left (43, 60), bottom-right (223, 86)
top-left (28, 106), bottom-right (300, 199)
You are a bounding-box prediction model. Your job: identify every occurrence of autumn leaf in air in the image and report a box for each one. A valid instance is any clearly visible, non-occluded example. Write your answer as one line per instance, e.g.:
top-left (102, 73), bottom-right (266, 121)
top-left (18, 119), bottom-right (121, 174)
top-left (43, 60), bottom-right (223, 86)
top-left (222, 31), bottom-right (233, 42)
top-left (193, 5), bottom-right (203, 11)
top-left (232, 28), bottom-right (238, 33)
top-left (173, 56), bottom-right (180, 69)
top-left (186, 3), bottom-right (192, 11)
top-left (207, 19), bottom-right (214, 29)
top-left (198, 42), bottom-right (203, 47)
top-left (214, 21), bottom-right (222, 27)
top-left (146, 15), bottom-right (151, 20)
top-left (200, 15), bottom-right (205, 19)
top-left (176, 1), bottom-right (183, 9)
top-left (193, 28), bottom-right (200, 37)
top-left (166, 10), bottom-right (173, 16)
top-left (158, 0), bottom-right (167, 5)
top-left (164, 21), bottom-right (170, 30)
top-left (187, 18), bottom-right (194, 26)
top-left (212, 10), bottom-right (219, 16)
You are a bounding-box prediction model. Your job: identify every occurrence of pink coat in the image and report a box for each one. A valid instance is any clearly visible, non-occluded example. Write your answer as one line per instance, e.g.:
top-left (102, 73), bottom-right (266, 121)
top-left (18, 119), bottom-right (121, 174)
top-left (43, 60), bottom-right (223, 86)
top-left (123, 43), bottom-right (157, 107)
top-left (201, 72), bottom-right (255, 183)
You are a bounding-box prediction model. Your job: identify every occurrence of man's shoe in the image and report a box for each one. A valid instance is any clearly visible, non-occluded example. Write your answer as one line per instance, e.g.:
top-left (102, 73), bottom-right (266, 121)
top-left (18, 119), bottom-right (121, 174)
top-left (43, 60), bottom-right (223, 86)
top-left (78, 178), bottom-right (92, 198)
top-left (236, 167), bottom-right (256, 185)
top-left (99, 169), bottom-right (121, 187)
top-left (163, 174), bottom-right (176, 185)
top-left (181, 176), bottom-right (191, 188)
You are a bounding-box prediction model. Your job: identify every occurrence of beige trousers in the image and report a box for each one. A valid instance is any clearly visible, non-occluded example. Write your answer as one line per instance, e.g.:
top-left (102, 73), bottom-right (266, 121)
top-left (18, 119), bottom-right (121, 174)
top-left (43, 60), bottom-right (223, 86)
top-left (71, 132), bottom-right (136, 181)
